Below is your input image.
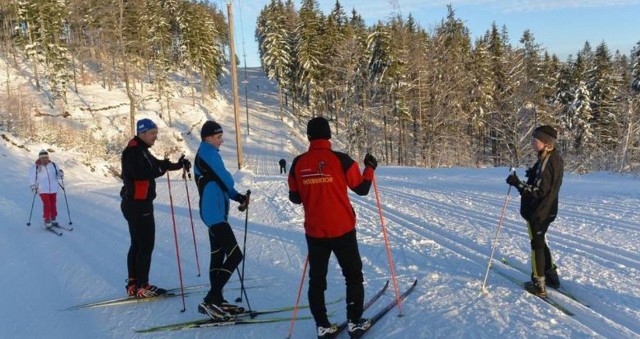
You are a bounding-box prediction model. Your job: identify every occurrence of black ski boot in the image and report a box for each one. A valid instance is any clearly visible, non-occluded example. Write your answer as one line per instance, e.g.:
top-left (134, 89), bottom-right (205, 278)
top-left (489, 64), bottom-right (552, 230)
top-left (525, 276), bottom-right (547, 297)
top-left (545, 266), bottom-right (560, 289)
top-left (316, 323), bottom-right (338, 338)
top-left (348, 318), bottom-right (371, 338)
top-left (198, 300), bottom-right (231, 320)
top-left (219, 301), bottom-right (245, 315)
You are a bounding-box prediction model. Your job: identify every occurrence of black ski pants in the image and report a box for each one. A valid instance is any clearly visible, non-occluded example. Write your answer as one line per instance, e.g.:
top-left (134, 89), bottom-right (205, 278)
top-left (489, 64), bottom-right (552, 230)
top-left (527, 221), bottom-right (555, 278)
top-left (121, 199), bottom-right (155, 287)
top-left (205, 222), bottom-right (243, 304)
top-left (306, 229), bottom-right (364, 326)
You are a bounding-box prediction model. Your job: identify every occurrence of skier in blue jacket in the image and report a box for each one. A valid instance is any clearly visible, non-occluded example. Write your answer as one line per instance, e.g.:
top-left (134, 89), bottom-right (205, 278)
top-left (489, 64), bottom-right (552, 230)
top-left (194, 120), bottom-right (250, 319)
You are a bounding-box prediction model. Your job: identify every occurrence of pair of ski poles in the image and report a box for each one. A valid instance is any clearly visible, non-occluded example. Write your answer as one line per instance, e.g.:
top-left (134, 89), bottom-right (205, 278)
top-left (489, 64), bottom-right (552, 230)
top-left (287, 175), bottom-right (404, 338)
top-left (26, 178), bottom-right (73, 226)
top-left (167, 166), bottom-right (252, 313)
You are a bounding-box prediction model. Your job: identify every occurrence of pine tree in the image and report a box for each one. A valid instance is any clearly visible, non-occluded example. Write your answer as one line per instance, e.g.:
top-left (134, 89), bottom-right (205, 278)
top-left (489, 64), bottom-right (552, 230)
top-left (17, 0), bottom-right (71, 104)
top-left (570, 81), bottom-right (594, 169)
top-left (296, 0), bottom-right (324, 112)
top-left (470, 37), bottom-right (494, 166)
top-left (257, 0), bottom-right (293, 119)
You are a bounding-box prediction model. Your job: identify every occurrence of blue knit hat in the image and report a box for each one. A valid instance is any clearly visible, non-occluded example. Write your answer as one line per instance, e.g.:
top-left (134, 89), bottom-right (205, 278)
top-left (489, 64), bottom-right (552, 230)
top-left (136, 118), bottom-right (157, 134)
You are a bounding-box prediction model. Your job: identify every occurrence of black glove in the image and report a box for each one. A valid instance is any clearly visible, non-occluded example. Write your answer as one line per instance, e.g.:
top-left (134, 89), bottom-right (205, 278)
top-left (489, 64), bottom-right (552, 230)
top-left (525, 167), bottom-right (533, 178)
top-left (237, 190), bottom-right (251, 212)
top-left (159, 159), bottom-right (172, 171)
top-left (506, 173), bottom-right (522, 187)
top-left (364, 153), bottom-right (378, 170)
top-left (178, 154), bottom-right (192, 171)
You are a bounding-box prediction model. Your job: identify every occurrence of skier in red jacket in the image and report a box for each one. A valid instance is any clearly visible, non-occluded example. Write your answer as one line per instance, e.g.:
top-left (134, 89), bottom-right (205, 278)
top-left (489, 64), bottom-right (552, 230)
top-left (288, 117), bottom-right (377, 338)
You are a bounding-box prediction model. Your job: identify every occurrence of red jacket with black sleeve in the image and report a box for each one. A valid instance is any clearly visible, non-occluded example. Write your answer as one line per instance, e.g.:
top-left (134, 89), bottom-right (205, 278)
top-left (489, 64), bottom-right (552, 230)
top-left (288, 139), bottom-right (374, 238)
top-left (120, 136), bottom-right (180, 201)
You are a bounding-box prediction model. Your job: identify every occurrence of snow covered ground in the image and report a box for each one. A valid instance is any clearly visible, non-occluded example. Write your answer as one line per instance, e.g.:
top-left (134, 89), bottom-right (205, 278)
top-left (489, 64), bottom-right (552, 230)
top-left (1, 68), bottom-right (639, 338)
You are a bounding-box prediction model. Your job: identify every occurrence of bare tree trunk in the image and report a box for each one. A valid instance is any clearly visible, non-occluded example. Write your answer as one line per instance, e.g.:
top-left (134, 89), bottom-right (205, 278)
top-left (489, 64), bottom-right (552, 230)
top-left (119, 0), bottom-right (135, 136)
top-left (278, 86), bottom-right (284, 121)
top-left (190, 65), bottom-right (196, 106)
top-left (27, 25), bottom-right (41, 91)
top-left (166, 97), bottom-right (171, 127)
top-left (619, 100), bottom-right (633, 172)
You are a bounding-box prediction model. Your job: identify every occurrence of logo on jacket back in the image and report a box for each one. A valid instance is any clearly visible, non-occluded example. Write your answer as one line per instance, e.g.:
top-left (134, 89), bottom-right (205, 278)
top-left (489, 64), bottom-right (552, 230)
top-left (300, 160), bottom-right (333, 185)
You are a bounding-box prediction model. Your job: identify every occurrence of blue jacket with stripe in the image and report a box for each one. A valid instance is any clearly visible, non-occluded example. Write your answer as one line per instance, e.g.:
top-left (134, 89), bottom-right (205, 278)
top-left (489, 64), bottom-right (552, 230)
top-left (194, 141), bottom-right (240, 227)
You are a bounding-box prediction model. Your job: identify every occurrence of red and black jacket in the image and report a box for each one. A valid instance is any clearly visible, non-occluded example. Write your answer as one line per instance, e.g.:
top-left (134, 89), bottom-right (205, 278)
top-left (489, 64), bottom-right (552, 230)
top-left (120, 136), bottom-right (179, 201)
top-left (288, 139), bottom-right (374, 238)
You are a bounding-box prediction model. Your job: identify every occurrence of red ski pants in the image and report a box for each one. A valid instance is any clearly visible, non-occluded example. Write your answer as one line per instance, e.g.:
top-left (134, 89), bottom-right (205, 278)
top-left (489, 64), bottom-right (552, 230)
top-left (39, 193), bottom-right (58, 221)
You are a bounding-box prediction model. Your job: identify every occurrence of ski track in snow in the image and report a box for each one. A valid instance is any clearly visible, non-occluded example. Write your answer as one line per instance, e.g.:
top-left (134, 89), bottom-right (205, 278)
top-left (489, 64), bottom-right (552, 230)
top-left (346, 176), bottom-right (639, 338)
top-left (1, 68), bottom-right (639, 338)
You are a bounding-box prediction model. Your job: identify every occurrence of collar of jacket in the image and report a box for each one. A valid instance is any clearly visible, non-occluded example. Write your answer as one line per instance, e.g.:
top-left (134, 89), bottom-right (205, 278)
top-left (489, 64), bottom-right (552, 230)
top-left (309, 139), bottom-right (332, 150)
top-left (130, 135), bottom-right (151, 149)
top-left (537, 147), bottom-right (555, 160)
top-left (200, 140), bottom-right (220, 153)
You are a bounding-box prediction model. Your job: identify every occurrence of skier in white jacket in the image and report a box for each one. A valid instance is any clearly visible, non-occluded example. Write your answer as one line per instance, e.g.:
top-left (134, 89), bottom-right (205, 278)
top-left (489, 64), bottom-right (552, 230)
top-left (28, 149), bottom-right (64, 227)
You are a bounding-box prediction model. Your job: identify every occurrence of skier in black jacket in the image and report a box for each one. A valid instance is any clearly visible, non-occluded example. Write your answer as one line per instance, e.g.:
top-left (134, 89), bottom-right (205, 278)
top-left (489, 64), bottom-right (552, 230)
top-left (506, 125), bottom-right (563, 297)
top-left (120, 118), bottom-right (190, 298)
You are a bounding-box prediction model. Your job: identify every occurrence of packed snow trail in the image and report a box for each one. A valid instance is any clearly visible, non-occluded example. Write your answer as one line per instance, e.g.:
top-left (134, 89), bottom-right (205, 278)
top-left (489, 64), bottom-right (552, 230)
top-left (0, 68), bottom-right (639, 338)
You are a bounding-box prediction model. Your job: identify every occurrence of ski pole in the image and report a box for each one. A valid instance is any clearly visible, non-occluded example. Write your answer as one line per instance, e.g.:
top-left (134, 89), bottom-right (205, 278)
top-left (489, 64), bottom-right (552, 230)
top-left (26, 191), bottom-right (37, 226)
top-left (235, 268), bottom-right (253, 315)
top-left (287, 254), bottom-right (309, 339)
top-left (167, 172), bottom-right (187, 312)
top-left (182, 168), bottom-right (201, 277)
top-left (372, 175), bottom-right (404, 316)
top-left (59, 179), bottom-right (73, 225)
top-left (236, 190), bottom-right (251, 303)
top-left (481, 168), bottom-right (515, 293)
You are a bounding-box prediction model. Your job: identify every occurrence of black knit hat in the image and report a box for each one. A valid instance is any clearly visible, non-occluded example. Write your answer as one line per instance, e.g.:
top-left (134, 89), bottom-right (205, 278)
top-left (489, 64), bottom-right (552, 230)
top-left (307, 117), bottom-right (331, 140)
top-left (201, 120), bottom-right (223, 139)
top-left (533, 125), bottom-right (558, 144)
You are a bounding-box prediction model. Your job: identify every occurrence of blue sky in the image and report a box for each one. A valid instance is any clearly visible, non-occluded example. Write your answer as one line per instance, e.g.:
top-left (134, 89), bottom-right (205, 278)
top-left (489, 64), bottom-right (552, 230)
top-left (223, 0), bottom-right (640, 67)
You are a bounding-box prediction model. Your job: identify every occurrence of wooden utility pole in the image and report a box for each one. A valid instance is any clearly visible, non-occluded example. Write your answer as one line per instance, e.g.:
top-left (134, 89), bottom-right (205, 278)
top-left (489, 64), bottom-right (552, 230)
top-left (227, 2), bottom-right (243, 169)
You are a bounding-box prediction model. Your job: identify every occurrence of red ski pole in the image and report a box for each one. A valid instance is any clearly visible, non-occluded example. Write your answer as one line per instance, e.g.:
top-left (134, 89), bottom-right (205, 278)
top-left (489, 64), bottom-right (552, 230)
top-left (373, 175), bottom-right (404, 316)
top-left (167, 172), bottom-right (187, 312)
top-left (287, 255), bottom-right (309, 339)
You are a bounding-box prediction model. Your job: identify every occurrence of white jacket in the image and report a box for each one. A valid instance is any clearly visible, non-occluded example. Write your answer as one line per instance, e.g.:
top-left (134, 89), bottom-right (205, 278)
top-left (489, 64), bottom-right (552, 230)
top-left (29, 161), bottom-right (62, 194)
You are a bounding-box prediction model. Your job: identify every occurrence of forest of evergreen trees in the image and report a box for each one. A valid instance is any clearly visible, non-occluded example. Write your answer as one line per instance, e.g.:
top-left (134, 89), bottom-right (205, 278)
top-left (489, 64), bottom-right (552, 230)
top-left (0, 0), bottom-right (227, 136)
top-left (256, 0), bottom-right (640, 173)
top-left (0, 0), bottom-right (638, 173)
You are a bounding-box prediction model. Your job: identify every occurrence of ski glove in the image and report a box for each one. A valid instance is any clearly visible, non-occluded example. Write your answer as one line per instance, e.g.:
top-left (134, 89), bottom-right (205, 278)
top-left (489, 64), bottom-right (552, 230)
top-left (30, 184), bottom-right (38, 193)
top-left (58, 169), bottom-right (64, 180)
top-left (506, 173), bottom-right (524, 191)
top-left (364, 153), bottom-right (378, 170)
top-left (237, 190), bottom-right (251, 212)
top-left (178, 154), bottom-right (192, 171)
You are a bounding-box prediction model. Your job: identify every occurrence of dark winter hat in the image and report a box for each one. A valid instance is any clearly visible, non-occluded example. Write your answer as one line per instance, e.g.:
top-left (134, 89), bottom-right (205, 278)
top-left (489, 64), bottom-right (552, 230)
top-left (136, 118), bottom-right (157, 134)
top-left (533, 125), bottom-right (558, 145)
top-left (307, 117), bottom-right (331, 140)
top-left (201, 120), bottom-right (223, 139)
top-left (38, 149), bottom-right (49, 159)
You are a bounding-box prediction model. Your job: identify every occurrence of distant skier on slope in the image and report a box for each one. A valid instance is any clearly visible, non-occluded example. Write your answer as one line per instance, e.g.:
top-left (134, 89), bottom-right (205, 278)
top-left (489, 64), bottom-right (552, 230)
top-left (120, 118), bottom-right (190, 298)
top-left (506, 125), bottom-right (564, 297)
top-left (279, 158), bottom-right (287, 174)
top-left (29, 149), bottom-right (64, 228)
top-left (287, 116), bottom-right (378, 338)
top-left (194, 120), bottom-right (250, 320)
